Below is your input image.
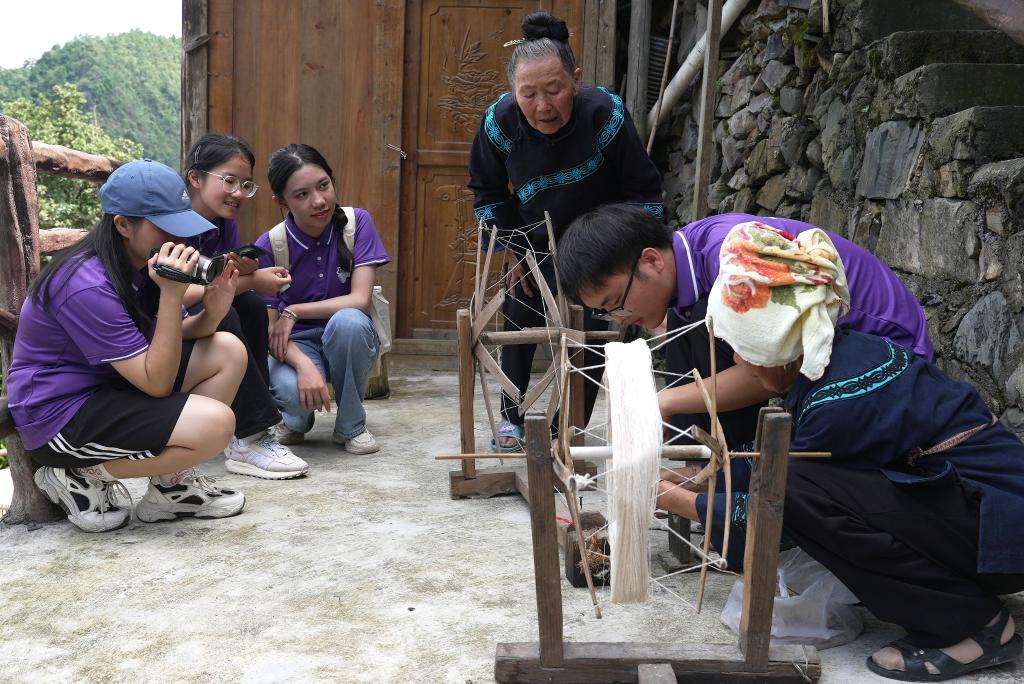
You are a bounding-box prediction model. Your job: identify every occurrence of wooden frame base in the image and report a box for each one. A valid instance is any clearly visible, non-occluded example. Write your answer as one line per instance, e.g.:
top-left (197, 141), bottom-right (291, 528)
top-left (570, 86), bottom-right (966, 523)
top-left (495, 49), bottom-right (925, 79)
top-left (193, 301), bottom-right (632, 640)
top-left (495, 642), bottom-right (820, 683)
top-left (495, 411), bottom-right (823, 684)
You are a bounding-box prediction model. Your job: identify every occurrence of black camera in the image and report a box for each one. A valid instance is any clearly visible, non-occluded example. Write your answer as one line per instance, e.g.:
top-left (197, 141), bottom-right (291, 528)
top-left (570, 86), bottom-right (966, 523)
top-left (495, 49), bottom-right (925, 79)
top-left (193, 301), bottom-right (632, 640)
top-left (150, 249), bottom-right (227, 285)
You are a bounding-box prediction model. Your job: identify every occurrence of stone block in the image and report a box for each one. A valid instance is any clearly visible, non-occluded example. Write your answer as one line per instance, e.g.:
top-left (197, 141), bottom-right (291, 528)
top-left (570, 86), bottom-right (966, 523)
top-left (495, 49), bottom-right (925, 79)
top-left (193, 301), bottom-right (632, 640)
top-left (747, 92), bottom-right (773, 115)
top-left (828, 147), bottom-right (859, 193)
top-left (785, 166), bottom-right (822, 201)
top-left (808, 191), bottom-right (851, 236)
top-left (872, 30), bottom-right (1024, 80)
top-left (856, 121), bottom-right (925, 200)
top-left (756, 174), bottom-right (788, 211)
top-left (835, 0), bottom-right (987, 51)
top-left (731, 76), bottom-right (757, 112)
top-left (720, 187), bottom-right (756, 214)
top-left (728, 109), bottom-right (758, 139)
top-left (927, 107), bottom-right (1024, 166)
top-left (937, 161), bottom-right (973, 199)
top-left (987, 207), bottom-right (1006, 236)
top-left (721, 137), bottom-right (752, 173)
top-left (760, 32), bottom-right (788, 65)
top-left (746, 139), bottom-right (771, 185)
top-left (979, 240), bottom-right (1003, 282)
top-left (777, 117), bottom-right (811, 167)
top-left (760, 60), bottom-right (796, 94)
top-left (876, 198), bottom-right (981, 282)
top-left (954, 291), bottom-right (1024, 383)
top-left (728, 167), bottom-right (749, 191)
top-left (780, 87), bottom-right (804, 115)
top-left (970, 159), bottom-right (1024, 229)
top-left (806, 136), bottom-right (823, 169)
top-left (893, 64), bottom-right (1024, 119)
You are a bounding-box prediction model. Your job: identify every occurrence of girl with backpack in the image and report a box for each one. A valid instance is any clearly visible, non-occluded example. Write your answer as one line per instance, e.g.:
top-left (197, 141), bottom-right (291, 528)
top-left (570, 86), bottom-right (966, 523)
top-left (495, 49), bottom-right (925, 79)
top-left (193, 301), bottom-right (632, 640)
top-left (252, 144), bottom-right (389, 454)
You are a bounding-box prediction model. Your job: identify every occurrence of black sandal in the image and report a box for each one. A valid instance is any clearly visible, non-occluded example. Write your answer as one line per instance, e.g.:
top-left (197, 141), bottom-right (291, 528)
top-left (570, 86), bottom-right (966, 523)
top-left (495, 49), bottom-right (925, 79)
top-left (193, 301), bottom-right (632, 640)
top-left (865, 608), bottom-right (1023, 681)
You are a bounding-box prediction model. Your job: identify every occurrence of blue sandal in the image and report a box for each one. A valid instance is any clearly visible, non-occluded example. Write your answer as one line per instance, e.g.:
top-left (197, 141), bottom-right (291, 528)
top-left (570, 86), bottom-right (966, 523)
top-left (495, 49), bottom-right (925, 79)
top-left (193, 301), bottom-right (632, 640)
top-left (491, 420), bottom-right (524, 453)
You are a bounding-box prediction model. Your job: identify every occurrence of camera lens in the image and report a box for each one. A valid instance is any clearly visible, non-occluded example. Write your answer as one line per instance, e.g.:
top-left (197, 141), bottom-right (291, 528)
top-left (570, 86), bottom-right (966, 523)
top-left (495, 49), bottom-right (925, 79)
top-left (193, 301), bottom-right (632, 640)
top-left (192, 255), bottom-right (226, 283)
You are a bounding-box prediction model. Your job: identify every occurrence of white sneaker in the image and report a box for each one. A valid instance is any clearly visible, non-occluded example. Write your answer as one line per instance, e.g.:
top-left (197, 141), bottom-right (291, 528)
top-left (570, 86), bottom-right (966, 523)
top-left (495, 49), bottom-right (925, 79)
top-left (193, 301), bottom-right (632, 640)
top-left (333, 429), bottom-right (380, 455)
top-left (135, 469), bottom-right (245, 522)
top-left (270, 422), bottom-right (306, 446)
top-left (34, 467), bottom-right (130, 533)
top-left (224, 432), bottom-right (309, 480)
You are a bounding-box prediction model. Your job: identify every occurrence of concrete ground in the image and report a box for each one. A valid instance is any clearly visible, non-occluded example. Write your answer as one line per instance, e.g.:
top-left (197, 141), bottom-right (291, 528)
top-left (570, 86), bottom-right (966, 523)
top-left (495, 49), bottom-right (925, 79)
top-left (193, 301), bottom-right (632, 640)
top-left (0, 358), bottom-right (1022, 683)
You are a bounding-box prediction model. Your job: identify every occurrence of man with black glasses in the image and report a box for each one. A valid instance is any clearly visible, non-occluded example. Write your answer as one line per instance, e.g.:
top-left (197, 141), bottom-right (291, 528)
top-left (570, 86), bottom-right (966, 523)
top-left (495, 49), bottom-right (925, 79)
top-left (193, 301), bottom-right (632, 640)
top-left (556, 203), bottom-right (933, 448)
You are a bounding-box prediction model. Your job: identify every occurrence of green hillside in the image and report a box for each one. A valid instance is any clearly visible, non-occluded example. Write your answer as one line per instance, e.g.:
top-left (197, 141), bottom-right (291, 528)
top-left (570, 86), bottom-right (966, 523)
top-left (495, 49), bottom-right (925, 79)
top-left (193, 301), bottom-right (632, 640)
top-left (0, 30), bottom-right (180, 165)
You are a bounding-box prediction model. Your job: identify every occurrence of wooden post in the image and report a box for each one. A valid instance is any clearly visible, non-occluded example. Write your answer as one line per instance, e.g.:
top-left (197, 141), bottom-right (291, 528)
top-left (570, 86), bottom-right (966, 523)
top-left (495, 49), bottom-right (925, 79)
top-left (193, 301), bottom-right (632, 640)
top-left (739, 409), bottom-right (792, 669)
top-left (181, 0), bottom-right (209, 166)
top-left (457, 308), bottom-right (477, 477)
top-left (0, 115), bottom-right (62, 525)
top-left (692, 0), bottom-right (723, 220)
top-left (568, 305), bottom-right (586, 447)
top-left (581, 0), bottom-right (617, 89)
top-left (524, 413), bottom-right (564, 667)
top-left (624, 0), bottom-right (652, 138)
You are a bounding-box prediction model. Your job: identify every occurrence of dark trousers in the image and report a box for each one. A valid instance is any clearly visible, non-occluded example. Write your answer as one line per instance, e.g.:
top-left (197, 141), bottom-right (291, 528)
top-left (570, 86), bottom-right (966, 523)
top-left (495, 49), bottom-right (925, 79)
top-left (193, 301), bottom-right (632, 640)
top-left (699, 462), bottom-right (1024, 646)
top-left (213, 292), bottom-right (280, 439)
top-left (499, 264), bottom-right (607, 432)
top-left (664, 300), bottom-right (766, 447)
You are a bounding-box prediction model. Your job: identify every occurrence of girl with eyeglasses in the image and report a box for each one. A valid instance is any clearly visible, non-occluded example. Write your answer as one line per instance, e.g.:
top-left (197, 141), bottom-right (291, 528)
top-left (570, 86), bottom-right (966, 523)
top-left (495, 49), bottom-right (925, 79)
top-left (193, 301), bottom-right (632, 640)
top-left (182, 133), bottom-right (309, 480)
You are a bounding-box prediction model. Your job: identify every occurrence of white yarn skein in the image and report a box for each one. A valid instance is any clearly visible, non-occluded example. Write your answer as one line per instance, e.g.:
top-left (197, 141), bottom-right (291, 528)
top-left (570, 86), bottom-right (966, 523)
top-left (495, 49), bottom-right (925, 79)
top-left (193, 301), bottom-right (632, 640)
top-left (605, 339), bottom-right (663, 603)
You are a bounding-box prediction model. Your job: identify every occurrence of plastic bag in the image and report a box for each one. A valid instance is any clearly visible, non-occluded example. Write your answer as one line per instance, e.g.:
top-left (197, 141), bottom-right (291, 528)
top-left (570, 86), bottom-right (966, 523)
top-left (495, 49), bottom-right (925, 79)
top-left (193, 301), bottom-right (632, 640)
top-left (720, 547), bottom-right (864, 649)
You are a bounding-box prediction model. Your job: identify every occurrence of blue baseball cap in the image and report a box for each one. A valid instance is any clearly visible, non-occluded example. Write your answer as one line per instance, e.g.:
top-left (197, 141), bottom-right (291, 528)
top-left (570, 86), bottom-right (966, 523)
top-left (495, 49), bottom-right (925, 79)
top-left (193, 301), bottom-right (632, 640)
top-left (99, 159), bottom-right (214, 237)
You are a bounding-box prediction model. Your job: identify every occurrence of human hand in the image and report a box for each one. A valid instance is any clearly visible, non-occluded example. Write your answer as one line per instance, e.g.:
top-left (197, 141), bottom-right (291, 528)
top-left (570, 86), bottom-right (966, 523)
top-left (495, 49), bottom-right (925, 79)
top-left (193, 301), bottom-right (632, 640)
top-left (269, 313), bottom-right (295, 360)
top-left (227, 253), bottom-right (259, 276)
top-left (252, 266), bottom-right (292, 296)
top-left (202, 260), bottom-right (240, 321)
top-left (505, 258), bottom-right (533, 297)
top-left (148, 242), bottom-right (198, 297)
top-left (295, 359), bottom-right (331, 412)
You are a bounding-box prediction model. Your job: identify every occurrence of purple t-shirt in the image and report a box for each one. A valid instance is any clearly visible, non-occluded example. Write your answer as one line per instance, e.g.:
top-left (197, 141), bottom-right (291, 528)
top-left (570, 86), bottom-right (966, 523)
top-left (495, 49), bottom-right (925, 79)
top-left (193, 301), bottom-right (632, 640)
top-left (672, 213), bottom-right (934, 360)
top-left (185, 216), bottom-right (241, 255)
top-left (7, 256), bottom-right (151, 449)
top-left (254, 208), bottom-right (390, 332)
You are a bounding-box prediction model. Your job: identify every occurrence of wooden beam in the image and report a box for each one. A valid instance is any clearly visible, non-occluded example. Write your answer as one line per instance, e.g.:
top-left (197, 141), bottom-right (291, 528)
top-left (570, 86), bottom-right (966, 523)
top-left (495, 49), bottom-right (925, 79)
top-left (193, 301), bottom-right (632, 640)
top-left (692, 0), bottom-right (723, 220)
top-left (181, 0), bottom-right (209, 166)
top-left (207, 0), bottom-right (235, 132)
top-left (638, 663), bottom-right (677, 684)
top-left (480, 328), bottom-right (620, 346)
top-left (449, 468), bottom-right (518, 499)
top-left (495, 642), bottom-right (820, 682)
top-left (569, 306), bottom-right (586, 447)
top-left (0, 115), bottom-right (62, 524)
top-left (524, 414), bottom-right (564, 668)
top-left (456, 308), bottom-right (476, 478)
top-left (39, 228), bottom-right (87, 256)
top-left (624, 0), bottom-right (652, 138)
top-left (471, 289), bottom-right (505, 341)
top-left (30, 142), bottom-right (121, 182)
top-left (740, 410), bottom-right (792, 670)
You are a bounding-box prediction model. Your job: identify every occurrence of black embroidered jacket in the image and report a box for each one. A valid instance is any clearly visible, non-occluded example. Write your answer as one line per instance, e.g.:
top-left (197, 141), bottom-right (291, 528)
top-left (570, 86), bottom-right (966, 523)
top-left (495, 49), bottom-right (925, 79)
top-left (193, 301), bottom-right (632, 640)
top-left (468, 87), bottom-right (663, 254)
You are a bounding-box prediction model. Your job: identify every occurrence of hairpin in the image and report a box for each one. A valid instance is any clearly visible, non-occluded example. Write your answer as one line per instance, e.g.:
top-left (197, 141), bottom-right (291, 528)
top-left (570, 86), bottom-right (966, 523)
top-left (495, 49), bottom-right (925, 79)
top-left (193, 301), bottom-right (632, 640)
top-left (503, 38), bottom-right (525, 47)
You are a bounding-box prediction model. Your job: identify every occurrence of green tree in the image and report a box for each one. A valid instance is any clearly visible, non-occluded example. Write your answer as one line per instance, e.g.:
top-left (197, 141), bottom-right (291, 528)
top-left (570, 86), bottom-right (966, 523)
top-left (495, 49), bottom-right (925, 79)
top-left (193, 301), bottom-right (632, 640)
top-left (3, 84), bottom-right (143, 228)
top-left (0, 31), bottom-right (180, 165)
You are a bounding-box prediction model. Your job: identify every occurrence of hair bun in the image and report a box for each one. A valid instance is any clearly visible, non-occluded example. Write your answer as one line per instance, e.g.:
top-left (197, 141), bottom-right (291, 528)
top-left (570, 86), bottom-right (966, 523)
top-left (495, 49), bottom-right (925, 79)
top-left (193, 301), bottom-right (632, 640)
top-left (522, 12), bottom-right (569, 43)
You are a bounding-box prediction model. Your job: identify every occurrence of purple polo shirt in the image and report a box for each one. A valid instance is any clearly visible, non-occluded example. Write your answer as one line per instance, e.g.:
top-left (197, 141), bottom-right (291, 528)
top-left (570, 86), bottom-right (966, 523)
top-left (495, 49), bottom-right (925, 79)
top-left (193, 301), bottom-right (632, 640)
top-left (7, 256), bottom-right (152, 449)
top-left (254, 208), bottom-right (390, 332)
top-left (185, 216), bottom-right (241, 255)
top-left (672, 213), bottom-right (934, 360)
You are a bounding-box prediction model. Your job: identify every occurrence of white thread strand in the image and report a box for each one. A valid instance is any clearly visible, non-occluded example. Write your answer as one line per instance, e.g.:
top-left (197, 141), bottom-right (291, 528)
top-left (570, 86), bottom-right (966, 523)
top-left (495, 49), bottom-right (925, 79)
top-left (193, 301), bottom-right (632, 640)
top-left (605, 340), bottom-right (662, 603)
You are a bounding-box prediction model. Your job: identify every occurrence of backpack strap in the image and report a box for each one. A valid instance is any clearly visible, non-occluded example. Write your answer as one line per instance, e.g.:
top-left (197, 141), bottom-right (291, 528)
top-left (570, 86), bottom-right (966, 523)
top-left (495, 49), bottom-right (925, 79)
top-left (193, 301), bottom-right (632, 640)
top-left (268, 221), bottom-right (289, 269)
top-left (340, 206), bottom-right (357, 254)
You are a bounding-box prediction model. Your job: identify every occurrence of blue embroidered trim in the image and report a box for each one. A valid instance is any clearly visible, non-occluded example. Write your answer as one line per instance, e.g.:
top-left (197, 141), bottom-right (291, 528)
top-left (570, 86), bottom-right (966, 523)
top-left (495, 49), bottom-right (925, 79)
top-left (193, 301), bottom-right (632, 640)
top-left (516, 87), bottom-right (626, 205)
top-left (731, 493), bottom-right (749, 529)
top-left (799, 341), bottom-right (911, 419)
top-left (484, 92), bottom-right (513, 155)
top-left (624, 201), bottom-right (665, 218)
top-left (474, 203), bottom-right (501, 221)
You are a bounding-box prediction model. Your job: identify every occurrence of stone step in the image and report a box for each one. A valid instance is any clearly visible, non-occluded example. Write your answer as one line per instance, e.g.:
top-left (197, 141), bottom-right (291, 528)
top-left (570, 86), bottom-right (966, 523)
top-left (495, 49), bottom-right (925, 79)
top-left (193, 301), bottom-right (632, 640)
top-left (928, 107), bottom-right (1024, 166)
top-left (969, 158), bottom-right (1024, 232)
top-left (870, 31), bottom-right (1024, 79)
top-left (893, 64), bottom-right (1024, 118)
top-left (836, 0), bottom-right (990, 50)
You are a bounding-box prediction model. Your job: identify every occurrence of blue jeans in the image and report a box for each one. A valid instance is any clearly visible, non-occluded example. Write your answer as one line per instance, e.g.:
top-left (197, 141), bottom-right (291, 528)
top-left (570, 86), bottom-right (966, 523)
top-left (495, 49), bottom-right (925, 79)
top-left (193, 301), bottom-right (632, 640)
top-left (269, 308), bottom-right (379, 439)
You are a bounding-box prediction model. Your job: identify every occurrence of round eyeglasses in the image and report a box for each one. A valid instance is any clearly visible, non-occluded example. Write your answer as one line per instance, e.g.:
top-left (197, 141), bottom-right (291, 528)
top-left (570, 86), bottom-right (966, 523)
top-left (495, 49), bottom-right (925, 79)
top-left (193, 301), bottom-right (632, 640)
top-left (201, 170), bottom-right (259, 198)
top-left (591, 254), bottom-right (640, 322)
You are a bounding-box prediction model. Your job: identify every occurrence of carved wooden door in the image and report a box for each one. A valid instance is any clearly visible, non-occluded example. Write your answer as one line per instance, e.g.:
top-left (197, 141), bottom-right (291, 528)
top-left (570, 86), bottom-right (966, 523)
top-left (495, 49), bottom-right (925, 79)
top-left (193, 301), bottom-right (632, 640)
top-left (398, 0), bottom-right (583, 338)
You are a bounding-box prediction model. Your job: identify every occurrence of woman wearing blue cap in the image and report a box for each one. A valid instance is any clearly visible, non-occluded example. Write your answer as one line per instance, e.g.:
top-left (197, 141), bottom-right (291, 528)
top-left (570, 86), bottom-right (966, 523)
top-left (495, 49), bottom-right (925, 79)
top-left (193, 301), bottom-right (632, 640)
top-left (6, 159), bottom-right (248, 532)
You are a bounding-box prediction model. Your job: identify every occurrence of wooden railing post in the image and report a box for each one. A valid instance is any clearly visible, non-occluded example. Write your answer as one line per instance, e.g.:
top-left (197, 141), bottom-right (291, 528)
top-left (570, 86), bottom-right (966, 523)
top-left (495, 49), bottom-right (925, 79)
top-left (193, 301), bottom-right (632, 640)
top-left (0, 115), bottom-right (62, 524)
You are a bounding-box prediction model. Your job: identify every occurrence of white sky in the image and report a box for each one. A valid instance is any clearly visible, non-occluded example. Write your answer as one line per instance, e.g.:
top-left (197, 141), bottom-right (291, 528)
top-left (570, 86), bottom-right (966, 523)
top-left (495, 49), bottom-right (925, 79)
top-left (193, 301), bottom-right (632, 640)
top-left (0, 1), bottom-right (181, 69)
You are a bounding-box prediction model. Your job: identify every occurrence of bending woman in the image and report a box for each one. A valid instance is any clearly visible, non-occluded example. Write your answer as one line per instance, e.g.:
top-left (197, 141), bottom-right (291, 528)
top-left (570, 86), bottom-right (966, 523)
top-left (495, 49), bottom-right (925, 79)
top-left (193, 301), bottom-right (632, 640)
top-left (7, 160), bottom-right (247, 532)
top-left (468, 11), bottom-right (663, 451)
top-left (183, 133), bottom-right (308, 480)
top-left (656, 222), bottom-right (1024, 682)
top-left (254, 144), bottom-right (389, 454)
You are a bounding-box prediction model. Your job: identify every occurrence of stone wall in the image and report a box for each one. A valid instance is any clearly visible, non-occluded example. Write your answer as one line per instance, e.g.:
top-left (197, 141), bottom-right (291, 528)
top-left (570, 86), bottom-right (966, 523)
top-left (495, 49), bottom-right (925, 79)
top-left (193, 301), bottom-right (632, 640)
top-left (658, 0), bottom-right (1024, 434)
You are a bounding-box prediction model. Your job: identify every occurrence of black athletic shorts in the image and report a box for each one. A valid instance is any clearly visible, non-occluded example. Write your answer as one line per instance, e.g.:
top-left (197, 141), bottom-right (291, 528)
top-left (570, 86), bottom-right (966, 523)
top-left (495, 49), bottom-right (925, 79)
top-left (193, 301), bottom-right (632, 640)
top-left (27, 339), bottom-right (197, 468)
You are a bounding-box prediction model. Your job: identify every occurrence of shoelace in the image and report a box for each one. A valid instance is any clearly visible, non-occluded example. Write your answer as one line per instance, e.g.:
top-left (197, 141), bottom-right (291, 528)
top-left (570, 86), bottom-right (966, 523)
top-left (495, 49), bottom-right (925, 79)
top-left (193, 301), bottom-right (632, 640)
top-left (254, 434), bottom-right (295, 459)
top-left (101, 479), bottom-right (135, 521)
top-left (183, 468), bottom-right (222, 495)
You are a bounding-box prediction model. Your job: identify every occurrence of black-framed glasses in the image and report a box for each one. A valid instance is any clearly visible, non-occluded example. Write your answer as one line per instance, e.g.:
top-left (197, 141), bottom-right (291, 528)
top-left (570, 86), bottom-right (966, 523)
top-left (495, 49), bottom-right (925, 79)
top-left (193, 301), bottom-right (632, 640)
top-left (592, 254), bottom-right (640, 321)
top-left (201, 170), bottom-right (259, 198)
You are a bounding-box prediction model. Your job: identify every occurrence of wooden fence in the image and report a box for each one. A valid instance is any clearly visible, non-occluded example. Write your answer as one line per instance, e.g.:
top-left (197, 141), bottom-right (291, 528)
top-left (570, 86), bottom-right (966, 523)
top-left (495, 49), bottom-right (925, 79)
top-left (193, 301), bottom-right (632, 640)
top-left (0, 115), bottom-right (122, 524)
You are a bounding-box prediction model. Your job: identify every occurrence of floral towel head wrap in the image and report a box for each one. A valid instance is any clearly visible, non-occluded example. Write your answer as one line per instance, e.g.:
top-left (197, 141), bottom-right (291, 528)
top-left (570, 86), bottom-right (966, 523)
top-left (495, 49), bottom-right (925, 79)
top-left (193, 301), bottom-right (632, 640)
top-left (706, 221), bottom-right (850, 380)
